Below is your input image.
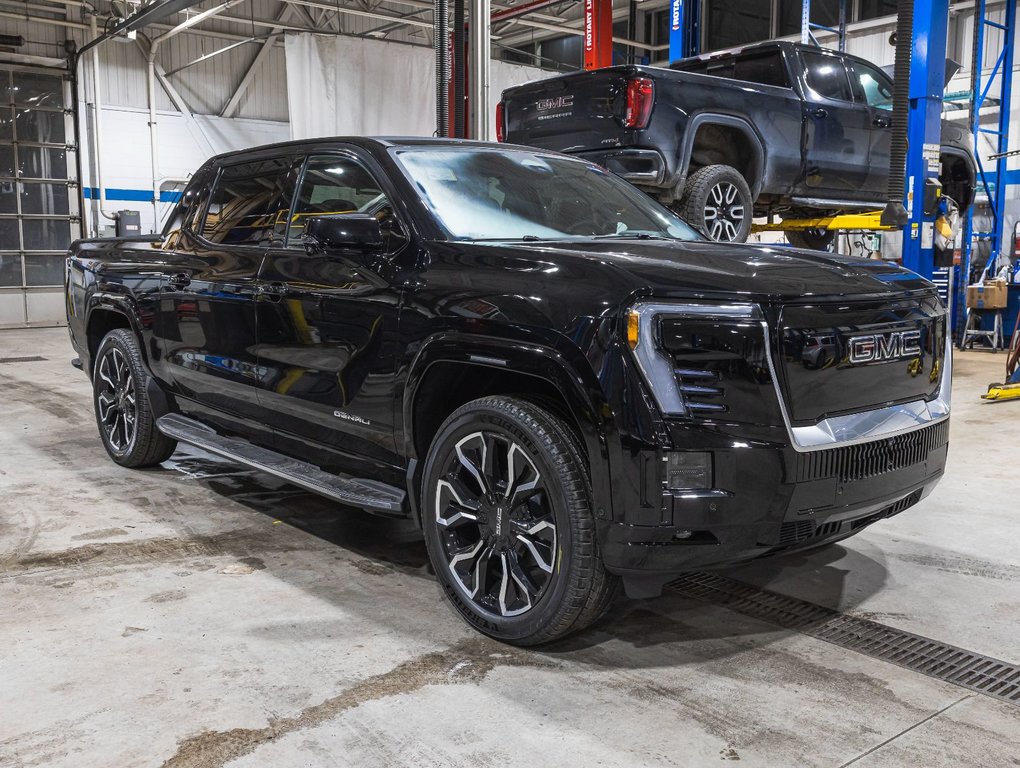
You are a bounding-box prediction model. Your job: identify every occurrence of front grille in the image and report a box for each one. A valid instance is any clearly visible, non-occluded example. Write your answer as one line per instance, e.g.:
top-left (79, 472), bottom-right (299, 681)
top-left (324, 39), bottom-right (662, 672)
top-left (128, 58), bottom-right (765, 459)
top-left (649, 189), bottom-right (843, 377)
top-left (774, 489), bottom-right (922, 548)
top-left (777, 520), bottom-right (813, 546)
top-left (794, 420), bottom-right (949, 483)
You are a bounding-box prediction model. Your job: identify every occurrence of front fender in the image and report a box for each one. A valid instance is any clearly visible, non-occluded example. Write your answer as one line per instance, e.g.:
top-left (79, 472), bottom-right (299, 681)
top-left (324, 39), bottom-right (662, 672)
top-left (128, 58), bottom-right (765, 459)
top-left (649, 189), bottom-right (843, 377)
top-left (401, 332), bottom-right (621, 528)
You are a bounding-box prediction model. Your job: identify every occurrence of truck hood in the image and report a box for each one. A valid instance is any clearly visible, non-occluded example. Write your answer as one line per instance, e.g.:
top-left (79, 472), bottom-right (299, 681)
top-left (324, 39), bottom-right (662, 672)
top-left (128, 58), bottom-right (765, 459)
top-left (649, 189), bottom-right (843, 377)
top-left (473, 238), bottom-right (935, 303)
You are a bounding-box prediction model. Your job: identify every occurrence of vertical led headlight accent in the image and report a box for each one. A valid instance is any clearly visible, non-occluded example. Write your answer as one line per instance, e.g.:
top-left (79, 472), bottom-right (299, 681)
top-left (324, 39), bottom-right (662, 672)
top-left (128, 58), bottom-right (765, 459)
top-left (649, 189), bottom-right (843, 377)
top-left (628, 302), bottom-right (762, 416)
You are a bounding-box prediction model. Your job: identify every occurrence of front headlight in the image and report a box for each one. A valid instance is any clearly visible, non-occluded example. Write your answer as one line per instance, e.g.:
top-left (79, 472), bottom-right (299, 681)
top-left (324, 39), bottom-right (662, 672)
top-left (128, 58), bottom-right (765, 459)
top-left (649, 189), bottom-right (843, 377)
top-left (627, 301), bottom-right (773, 422)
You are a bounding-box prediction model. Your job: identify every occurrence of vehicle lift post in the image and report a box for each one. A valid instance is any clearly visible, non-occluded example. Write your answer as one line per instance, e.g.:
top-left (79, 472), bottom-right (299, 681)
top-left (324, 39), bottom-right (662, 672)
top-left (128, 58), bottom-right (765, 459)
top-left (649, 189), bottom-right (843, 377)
top-left (582, 0), bottom-right (614, 70)
top-left (668, 0), bottom-right (699, 63)
top-left (899, 0), bottom-right (951, 281)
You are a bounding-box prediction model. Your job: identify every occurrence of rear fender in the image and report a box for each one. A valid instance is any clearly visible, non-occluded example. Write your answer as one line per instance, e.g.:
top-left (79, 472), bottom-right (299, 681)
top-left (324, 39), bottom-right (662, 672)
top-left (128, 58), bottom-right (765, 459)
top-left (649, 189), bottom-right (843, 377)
top-left (675, 113), bottom-right (765, 198)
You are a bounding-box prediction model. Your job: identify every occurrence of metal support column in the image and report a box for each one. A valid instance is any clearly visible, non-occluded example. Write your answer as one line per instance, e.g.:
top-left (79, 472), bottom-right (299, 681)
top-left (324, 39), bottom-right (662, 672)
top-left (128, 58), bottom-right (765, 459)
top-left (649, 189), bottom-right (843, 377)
top-left (668, 0), bottom-right (699, 64)
top-left (961, 0), bottom-right (1017, 285)
top-left (801, 0), bottom-right (848, 51)
top-left (900, 0), bottom-right (950, 279)
top-left (583, 0), bottom-right (613, 70)
top-left (468, 0), bottom-right (490, 138)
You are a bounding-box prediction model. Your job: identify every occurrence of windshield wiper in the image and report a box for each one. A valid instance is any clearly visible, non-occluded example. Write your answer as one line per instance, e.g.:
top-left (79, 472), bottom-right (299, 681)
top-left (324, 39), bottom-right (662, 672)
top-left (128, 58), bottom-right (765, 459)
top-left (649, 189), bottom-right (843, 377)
top-left (593, 231), bottom-right (672, 241)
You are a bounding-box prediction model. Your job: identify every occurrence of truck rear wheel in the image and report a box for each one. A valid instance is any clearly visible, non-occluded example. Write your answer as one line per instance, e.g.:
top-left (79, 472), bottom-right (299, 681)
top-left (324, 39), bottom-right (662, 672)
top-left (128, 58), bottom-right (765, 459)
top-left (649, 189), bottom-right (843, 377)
top-left (677, 164), bottom-right (753, 243)
top-left (93, 329), bottom-right (177, 468)
top-left (422, 396), bottom-right (617, 646)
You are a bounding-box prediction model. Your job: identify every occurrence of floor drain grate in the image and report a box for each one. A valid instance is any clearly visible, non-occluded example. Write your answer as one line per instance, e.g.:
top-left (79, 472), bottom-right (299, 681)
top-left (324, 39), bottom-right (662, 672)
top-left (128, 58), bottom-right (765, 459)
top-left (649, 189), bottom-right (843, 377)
top-left (0, 356), bottom-right (46, 364)
top-left (667, 572), bottom-right (1020, 707)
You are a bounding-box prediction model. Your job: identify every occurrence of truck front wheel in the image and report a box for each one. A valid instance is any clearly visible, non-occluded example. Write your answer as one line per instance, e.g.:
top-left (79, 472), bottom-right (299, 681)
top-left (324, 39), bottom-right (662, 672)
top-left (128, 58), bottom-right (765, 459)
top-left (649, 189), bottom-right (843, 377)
top-left (422, 396), bottom-right (617, 646)
top-left (676, 164), bottom-right (753, 243)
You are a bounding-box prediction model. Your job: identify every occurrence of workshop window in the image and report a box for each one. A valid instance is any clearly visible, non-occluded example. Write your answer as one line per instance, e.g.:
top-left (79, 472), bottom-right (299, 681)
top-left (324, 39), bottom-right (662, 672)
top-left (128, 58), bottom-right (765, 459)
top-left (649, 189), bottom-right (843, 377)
top-left (859, 0), bottom-right (898, 21)
top-left (703, 0), bottom-right (771, 51)
top-left (778, 0), bottom-right (842, 37)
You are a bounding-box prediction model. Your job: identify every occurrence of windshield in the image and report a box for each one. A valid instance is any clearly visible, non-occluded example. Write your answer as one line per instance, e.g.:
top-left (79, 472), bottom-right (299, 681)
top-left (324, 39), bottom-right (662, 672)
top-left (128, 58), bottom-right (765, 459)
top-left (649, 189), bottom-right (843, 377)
top-left (393, 148), bottom-right (702, 242)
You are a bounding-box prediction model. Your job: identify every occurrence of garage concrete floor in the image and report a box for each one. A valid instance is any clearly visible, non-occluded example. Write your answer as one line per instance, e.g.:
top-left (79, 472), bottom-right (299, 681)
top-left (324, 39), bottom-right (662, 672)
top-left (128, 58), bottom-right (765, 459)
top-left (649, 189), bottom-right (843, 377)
top-left (1, 327), bottom-right (1018, 768)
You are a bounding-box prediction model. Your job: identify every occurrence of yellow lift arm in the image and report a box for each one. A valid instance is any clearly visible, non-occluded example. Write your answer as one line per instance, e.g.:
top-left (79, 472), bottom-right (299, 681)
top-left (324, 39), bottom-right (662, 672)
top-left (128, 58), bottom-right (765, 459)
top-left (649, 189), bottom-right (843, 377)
top-left (752, 211), bottom-right (893, 233)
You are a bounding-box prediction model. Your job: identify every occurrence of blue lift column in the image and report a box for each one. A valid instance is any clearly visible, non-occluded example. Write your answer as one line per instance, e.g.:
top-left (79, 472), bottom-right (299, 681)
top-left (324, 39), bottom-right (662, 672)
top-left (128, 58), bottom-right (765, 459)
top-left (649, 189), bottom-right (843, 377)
top-left (900, 0), bottom-right (950, 279)
top-left (668, 0), bottom-right (699, 63)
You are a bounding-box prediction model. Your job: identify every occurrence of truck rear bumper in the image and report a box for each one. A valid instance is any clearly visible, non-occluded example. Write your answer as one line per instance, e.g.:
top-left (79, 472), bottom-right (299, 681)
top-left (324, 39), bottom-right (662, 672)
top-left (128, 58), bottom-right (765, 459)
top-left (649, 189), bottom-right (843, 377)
top-left (577, 148), bottom-right (668, 187)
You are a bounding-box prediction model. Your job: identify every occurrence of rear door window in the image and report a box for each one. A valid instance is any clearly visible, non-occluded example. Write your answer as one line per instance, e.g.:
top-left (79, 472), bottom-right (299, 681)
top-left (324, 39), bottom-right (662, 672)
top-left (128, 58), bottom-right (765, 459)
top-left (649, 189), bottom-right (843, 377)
top-left (200, 158), bottom-right (291, 246)
top-left (732, 52), bottom-right (791, 88)
top-left (802, 51), bottom-right (853, 102)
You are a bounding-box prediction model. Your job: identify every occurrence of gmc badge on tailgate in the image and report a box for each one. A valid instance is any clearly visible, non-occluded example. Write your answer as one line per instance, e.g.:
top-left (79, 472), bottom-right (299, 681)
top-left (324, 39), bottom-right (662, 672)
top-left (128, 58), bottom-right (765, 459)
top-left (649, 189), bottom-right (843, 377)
top-left (535, 95), bottom-right (574, 111)
top-left (847, 330), bottom-right (922, 364)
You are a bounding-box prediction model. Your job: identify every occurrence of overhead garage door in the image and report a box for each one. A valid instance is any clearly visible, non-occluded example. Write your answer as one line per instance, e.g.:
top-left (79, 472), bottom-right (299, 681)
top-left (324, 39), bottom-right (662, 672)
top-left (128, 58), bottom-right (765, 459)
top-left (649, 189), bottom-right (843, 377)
top-left (0, 64), bottom-right (79, 328)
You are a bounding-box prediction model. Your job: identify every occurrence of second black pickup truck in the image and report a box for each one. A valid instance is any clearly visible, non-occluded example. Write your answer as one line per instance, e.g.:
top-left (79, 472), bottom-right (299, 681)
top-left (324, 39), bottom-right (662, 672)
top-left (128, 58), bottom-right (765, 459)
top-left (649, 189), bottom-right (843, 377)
top-left (499, 41), bottom-right (976, 247)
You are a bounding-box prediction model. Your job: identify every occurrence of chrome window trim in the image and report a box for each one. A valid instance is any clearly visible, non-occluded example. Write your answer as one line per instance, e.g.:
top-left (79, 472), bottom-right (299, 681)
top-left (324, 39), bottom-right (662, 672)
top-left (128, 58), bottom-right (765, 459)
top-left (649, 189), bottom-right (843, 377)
top-left (629, 300), bottom-right (952, 453)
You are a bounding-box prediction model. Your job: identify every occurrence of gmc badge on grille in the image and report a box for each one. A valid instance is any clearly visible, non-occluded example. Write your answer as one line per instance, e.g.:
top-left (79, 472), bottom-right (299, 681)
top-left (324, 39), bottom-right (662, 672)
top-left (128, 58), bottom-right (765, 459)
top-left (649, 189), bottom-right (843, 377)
top-left (848, 329), bottom-right (922, 364)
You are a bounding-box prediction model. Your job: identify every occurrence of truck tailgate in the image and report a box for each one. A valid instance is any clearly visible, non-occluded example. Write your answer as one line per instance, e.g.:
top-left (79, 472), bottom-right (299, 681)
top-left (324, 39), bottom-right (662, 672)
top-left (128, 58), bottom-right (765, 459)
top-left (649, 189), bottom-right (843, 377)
top-left (503, 69), bottom-right (630, 152)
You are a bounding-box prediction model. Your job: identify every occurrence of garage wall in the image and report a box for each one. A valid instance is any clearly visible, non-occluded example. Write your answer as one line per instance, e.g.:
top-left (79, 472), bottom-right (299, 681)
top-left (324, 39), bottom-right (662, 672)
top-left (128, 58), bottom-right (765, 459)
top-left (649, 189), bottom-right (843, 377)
top-left (284, 33), bottom-right (550, 141)
top-left (79, 106), bottom-right (290, 235)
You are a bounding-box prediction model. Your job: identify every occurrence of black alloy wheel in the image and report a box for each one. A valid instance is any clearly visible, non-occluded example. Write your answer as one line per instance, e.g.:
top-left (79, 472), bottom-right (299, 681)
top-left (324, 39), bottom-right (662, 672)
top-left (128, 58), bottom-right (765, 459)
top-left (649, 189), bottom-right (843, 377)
top-left (92, 329), bottom-right (177, 468)
top-left (422, 396), bottom-right (618, 645)
top-left (95, 344), bottom-right (137, 454)
top-left (677, 164), bottom-right (754, 243)
top-left (434, 429), bottom-right (557, 617)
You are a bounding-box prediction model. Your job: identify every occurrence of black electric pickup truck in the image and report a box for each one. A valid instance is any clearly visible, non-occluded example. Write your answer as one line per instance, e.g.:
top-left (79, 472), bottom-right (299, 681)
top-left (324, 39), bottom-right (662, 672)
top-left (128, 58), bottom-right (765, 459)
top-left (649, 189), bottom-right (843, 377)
top-left (66, 138), bottom-right (951, 645)
top-left (500, 41), bottom-right (976, 247)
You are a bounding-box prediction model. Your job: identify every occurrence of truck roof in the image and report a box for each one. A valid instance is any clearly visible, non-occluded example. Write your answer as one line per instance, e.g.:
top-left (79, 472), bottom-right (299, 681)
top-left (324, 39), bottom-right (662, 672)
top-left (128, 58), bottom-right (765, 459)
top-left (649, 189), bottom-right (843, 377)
top-left (205, 136), bottom-right (502, 165)
top-left (672, 39), bottom-right (881, 70)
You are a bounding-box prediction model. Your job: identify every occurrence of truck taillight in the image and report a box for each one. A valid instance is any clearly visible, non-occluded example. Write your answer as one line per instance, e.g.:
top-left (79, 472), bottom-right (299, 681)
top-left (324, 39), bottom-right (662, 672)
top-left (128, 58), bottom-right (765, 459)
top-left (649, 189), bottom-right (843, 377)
top-left (495, 101), bottom-right (506, 142)
top-left (623, 77), bottom-right (654, 129)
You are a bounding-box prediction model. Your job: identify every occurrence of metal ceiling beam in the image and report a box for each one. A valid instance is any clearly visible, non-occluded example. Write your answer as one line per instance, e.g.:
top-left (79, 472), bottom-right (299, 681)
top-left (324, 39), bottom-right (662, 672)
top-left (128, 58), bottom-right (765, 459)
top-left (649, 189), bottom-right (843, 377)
top-left (153, 0), bottom-right (249, 44)
top-left (220, 2), bottom-right (296, 117)
top-left (163, 36), bottom-right (262, 76)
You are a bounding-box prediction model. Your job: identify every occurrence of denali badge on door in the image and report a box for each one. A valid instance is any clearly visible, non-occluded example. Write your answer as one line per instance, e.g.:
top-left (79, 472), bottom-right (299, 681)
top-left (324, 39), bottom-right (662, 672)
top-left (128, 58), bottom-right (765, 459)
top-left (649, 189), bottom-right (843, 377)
top-left (847, 329), bottom-right (922, 364)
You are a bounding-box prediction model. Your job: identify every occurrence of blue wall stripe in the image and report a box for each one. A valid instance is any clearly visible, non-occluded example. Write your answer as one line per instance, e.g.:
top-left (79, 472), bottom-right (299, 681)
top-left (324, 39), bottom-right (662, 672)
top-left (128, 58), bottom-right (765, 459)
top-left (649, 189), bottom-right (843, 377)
top-left (82, 187), bottom-right (182, 203)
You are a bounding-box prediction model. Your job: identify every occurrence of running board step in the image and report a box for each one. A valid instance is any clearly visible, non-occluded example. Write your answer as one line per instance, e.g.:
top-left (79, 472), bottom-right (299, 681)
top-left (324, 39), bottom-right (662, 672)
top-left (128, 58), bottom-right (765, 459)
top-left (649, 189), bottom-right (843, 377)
top-left (157, 414), bottom-right (406, 515)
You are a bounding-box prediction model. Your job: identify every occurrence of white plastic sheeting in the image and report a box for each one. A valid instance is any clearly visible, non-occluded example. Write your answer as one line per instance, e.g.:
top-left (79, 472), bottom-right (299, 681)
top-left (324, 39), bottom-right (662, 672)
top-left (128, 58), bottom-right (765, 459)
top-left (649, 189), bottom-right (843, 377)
top-left (284, 33), bottom-right (548, 141)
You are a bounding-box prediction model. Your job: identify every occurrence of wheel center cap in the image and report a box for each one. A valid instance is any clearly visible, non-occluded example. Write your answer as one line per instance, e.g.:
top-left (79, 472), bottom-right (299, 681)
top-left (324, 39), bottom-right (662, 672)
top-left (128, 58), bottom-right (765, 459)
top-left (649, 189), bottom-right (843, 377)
top-left (494, 506), bottom-right (505, 537)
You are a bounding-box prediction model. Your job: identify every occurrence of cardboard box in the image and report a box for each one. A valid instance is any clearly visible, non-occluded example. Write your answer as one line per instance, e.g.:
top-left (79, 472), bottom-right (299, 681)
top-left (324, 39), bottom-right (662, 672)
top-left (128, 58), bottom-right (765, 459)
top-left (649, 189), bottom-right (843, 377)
top-left (966, 280), bottom-right (1008, 309)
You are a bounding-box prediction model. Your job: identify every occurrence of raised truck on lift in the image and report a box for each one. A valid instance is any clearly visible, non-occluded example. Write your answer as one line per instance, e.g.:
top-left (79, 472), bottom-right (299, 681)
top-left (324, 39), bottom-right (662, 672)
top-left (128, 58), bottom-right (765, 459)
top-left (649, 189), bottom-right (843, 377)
top-left (499, 41), bottom-right (976, 248)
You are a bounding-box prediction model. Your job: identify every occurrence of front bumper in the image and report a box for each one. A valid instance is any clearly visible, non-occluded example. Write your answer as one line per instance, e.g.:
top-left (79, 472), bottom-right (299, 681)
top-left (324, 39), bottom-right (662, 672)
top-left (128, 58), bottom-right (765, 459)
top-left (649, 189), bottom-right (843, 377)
top-left (601, 418), bottom-right (949, 576)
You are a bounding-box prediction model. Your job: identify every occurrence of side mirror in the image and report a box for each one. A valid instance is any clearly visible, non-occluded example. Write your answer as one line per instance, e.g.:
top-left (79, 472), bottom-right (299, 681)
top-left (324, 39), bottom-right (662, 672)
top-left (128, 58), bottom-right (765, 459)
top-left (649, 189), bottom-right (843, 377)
top-left (303, 214), bottom-right (383, 256)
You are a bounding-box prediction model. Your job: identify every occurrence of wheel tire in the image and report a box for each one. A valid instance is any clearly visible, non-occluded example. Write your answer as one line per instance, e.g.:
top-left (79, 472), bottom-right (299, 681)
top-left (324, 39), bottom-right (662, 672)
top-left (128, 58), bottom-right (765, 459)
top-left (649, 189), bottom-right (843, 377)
top-left (92, 328), bottom-right (177, 468)
top-left (786, 228), bottom-right (836, 251)
top-left (677, 164), bottom-right (753, 243)
top-left (422, 396), bottom-right (617, 646)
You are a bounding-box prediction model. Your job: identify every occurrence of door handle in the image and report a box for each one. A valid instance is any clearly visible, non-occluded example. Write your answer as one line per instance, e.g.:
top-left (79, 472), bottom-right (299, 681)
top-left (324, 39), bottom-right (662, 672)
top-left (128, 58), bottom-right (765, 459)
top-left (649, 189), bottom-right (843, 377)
top-left (167, 272), bottom-right (191, 290)
top-left (809, 107), bottom-right (828, 119)
top-left (873, 116), bottom-right (891, 128)
top-left (257, 282), bottom-right (290, 301)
